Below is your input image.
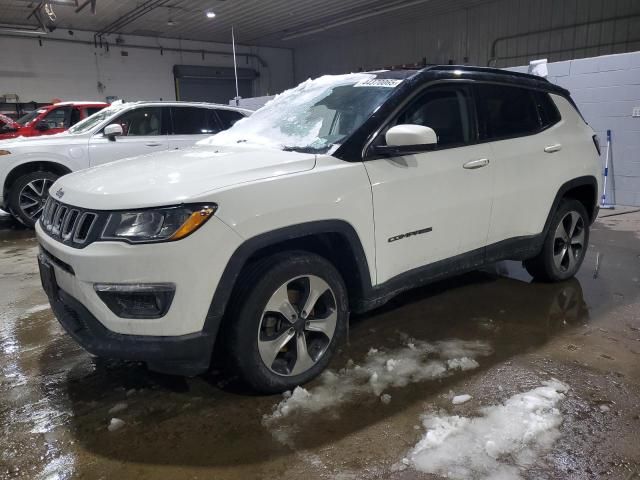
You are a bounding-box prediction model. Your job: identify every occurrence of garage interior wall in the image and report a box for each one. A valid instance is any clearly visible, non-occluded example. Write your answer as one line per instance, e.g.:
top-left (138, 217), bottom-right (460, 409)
top-left (0, 30), bottom-right (294, 103)
top-left (292, 0), bottom-right (640, 80)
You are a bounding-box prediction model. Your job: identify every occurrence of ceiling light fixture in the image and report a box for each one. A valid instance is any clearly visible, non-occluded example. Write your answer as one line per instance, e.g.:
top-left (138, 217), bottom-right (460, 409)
top-left (205, 11), bottom-right (216, 19)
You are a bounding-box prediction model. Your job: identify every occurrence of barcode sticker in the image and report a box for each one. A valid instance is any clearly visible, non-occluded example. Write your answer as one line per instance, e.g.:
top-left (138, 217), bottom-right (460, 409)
top-left (354, 78), bottom-right (403, 88)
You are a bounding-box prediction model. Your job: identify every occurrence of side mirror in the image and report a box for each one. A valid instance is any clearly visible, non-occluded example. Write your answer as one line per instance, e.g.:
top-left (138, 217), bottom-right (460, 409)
top-left (36, 121), bottom-right (49, 131)
top-left (369, 124), bottom-right (437, 157)
top-left (104, 123), bottom-right (123, 140)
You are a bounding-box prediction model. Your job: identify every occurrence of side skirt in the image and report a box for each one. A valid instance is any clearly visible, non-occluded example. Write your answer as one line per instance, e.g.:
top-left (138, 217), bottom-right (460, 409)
top-left (353, 233), bottom-right (543, 313)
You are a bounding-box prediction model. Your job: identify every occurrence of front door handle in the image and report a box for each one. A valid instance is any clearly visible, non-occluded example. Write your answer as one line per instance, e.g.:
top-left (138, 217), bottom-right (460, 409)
top-left (544, 144), bottom-right (562, 153)
top-left (463, 158), bottom-right (490, 169)
top-left (145, 142), bottom-right (162, 147)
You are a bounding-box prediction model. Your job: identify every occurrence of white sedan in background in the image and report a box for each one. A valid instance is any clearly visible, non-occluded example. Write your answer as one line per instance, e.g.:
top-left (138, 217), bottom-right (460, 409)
top-left (0, 101), bottom-right (251, 227)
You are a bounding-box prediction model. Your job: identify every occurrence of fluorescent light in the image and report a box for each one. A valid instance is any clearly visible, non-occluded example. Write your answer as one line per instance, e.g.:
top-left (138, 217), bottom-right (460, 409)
top-left (205, 11), bottom-right (216, 18)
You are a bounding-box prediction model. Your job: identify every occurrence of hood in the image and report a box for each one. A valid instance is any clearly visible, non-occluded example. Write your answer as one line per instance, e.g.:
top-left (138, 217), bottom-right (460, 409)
top-left (0, 131), bottom-right (82, 147)
top-left (52, 145), bottom-right (316, 210)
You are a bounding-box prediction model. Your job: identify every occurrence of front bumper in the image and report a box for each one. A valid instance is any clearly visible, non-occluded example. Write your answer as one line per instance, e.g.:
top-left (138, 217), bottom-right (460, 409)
top-left (47, 283), bottom-right (214, 376)
top-left (35, 216), bottom-right (244, 375)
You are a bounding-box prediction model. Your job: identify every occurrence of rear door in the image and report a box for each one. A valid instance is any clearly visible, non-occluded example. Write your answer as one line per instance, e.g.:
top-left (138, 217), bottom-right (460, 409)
top-left (476, 84), bottom-right (563, 244)
top-left (88, 106), bottom-right (170, 166)
top-left (168, 106), bottom-right (222, 151)
top-left (364, 83), bottom-right (494, 283)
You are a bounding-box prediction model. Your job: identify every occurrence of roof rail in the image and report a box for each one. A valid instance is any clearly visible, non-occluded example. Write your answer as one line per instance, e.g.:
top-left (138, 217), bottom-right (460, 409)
top-left (425, 65), bottom-right (549, 82)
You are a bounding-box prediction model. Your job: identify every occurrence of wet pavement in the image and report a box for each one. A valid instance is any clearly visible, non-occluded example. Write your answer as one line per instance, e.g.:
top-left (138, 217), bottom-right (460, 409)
top-left (1, 208), bottom-right (639, 480)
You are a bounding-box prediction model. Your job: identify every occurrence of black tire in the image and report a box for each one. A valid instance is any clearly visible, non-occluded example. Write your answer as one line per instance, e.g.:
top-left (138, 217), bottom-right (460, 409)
top-left (224, 251), bottom-right (348, 394)
top-left (7, 171), bottom-right (59, 228)
top-left (524, 199), bottom-right (590, 282)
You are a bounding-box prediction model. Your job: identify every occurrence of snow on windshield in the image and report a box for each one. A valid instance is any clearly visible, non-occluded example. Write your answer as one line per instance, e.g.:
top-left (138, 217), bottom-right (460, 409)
top-left (200, 73), bottom-right (397, 152)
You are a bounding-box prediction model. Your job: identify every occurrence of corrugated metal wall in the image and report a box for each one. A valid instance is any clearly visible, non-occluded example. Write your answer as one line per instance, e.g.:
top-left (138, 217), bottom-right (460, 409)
top-left (294, 0), bottom-right (640, 80)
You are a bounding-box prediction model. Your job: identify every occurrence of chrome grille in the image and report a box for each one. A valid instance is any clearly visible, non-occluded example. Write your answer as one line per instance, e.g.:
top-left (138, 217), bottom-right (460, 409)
top-left (41, 197), bottom-right (99, 247)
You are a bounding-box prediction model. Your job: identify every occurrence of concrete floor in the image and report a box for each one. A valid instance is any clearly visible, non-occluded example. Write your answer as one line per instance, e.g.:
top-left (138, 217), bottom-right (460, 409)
top-left (0, 209), bottom-right (639, 480)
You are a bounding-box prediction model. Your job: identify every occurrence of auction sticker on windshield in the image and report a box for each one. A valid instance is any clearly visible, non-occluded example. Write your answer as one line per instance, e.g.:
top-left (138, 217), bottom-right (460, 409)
top-left (354, 78), bottom-right (403, 88)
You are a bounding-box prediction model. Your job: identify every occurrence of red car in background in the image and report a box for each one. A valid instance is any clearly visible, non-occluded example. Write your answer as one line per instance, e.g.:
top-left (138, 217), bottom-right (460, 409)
top-left (0, 114), bottom-right (20, 135)
top-left (0, 101), bottom-right (109, 140)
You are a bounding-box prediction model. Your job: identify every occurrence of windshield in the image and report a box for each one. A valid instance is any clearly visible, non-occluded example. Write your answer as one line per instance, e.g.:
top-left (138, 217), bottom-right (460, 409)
top-left (201, 73), bottom-right (400, 153)
top-left (67, 103), bottom-right (124, 134)
top-left (17, 109), bottom-right (45, 126)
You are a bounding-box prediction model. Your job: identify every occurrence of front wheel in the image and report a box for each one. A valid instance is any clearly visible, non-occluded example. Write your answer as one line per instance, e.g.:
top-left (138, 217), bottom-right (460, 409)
top-left (224, 251), bottom-right (348, 393)
top-left (524, 199), bottom-right (590, 282)
top-left (7, 171), bottom-right (59, 228)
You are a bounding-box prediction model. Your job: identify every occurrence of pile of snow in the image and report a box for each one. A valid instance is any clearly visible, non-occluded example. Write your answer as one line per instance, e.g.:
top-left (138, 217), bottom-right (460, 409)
top-left (200, 73), bottom-right (374, 150)
top-left (402, 380), bottom-right (569, 480)
top-left (264, 339), bottom-right (491, 423)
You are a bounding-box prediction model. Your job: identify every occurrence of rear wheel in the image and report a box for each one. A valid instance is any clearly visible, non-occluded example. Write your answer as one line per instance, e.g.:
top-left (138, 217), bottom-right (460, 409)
top-left (224, 251), bottom-right (348, 393)
top-left (7, 171), bottom-right (59, 228)
top-left (524, 199), bottom-right (590, 282)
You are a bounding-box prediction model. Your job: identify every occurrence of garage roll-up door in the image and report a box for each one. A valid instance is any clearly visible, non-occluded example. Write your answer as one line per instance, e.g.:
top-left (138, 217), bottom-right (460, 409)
top-left (173, 65), bottom-right (257, 103)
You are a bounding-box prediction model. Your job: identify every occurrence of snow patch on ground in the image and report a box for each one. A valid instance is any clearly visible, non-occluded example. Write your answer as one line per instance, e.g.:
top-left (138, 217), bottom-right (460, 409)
top-left (404, 380), bottom-right (569, 480)
top-left (264, 339), bottom-right (492, 424)
top-left (22, 304), bottom-right (50, 316)
top-left (107, 418), bottom-right (125, 432)
top-left (452, 394), bottom-right (472, 405)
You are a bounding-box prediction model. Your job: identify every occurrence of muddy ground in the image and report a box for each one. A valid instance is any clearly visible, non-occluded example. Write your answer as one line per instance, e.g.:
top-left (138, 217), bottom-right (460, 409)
top-left (0, 209), bottom-right (639, 480)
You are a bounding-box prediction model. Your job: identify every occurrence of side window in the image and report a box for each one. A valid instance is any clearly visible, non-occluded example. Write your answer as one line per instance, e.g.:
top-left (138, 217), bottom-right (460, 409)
top-left (85, 107), bottom-right (104, 117)
top-left (476, 84), bottom-right (541, 139)
top-left (215, 109), bottom-right (244, 130)
top-left (392, 85), bottom-right (474, 147)
top-left (111, 107), bottom-right (165, 136)
top-left (171, 107), bottom-right (221, 135)
top-left (70, 108), bottom-right (82, 126)
top-left (533, 91), bottom-right (561, 129)
top-left (42, 107), bottom-right (70, 129)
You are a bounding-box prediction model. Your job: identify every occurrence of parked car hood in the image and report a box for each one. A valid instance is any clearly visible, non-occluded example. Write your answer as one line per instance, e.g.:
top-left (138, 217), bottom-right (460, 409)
top-left (0, 131), bottom-right (86, 148)
top-left (51, 145), bottom-right (317, 210)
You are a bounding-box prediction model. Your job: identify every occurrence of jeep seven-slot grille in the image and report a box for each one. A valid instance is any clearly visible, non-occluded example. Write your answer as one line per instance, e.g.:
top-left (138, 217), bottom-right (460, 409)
top-left (40, 197), bottom-right (102, 248)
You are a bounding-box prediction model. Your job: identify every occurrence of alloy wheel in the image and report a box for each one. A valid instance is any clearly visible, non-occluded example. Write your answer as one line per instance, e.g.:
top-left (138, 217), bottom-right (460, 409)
top-left (18, 178), bottom-right (53, 220)
top-left (258, 275), bottom-right (337, 376)
top-left (552, 211), bottom-right (585, 273)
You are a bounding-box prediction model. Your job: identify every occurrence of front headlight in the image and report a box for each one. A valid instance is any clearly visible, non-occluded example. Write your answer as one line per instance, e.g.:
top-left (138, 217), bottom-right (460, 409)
top-left (100, 204), bottom-right (217, 243)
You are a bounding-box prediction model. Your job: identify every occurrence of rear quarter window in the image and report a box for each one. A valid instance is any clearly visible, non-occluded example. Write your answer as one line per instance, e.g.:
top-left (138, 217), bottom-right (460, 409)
top-left (216, 109), bottom-right (245, 130)
top-left (533, 91), bottom-right (561, 129)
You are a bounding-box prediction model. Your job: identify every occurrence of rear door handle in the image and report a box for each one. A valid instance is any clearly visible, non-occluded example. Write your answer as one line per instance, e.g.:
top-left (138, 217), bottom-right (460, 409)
top-left (544, 144), bottom-right (562, 153)
top-left (145, 142), bottom-right (162, 147)
top-left (463, 158), bottom-right (490, 169)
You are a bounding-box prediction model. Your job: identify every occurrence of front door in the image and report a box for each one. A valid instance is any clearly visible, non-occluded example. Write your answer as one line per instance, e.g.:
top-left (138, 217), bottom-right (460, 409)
top-left (364, 83), bottom-right (495, 284)
top-left (88, 106), bottom-right (169, 166)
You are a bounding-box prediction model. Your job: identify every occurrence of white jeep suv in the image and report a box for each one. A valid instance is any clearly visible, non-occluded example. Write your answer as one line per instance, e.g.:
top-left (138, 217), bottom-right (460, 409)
top-left (35, 67), bottom-right (601, 393)
top-left (0, 101), bottom-right (250, 227)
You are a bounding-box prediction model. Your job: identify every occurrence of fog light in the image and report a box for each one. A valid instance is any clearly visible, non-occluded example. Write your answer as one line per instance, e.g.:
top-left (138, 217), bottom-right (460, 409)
top-left (94, 283), bottom-right (175, 319)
